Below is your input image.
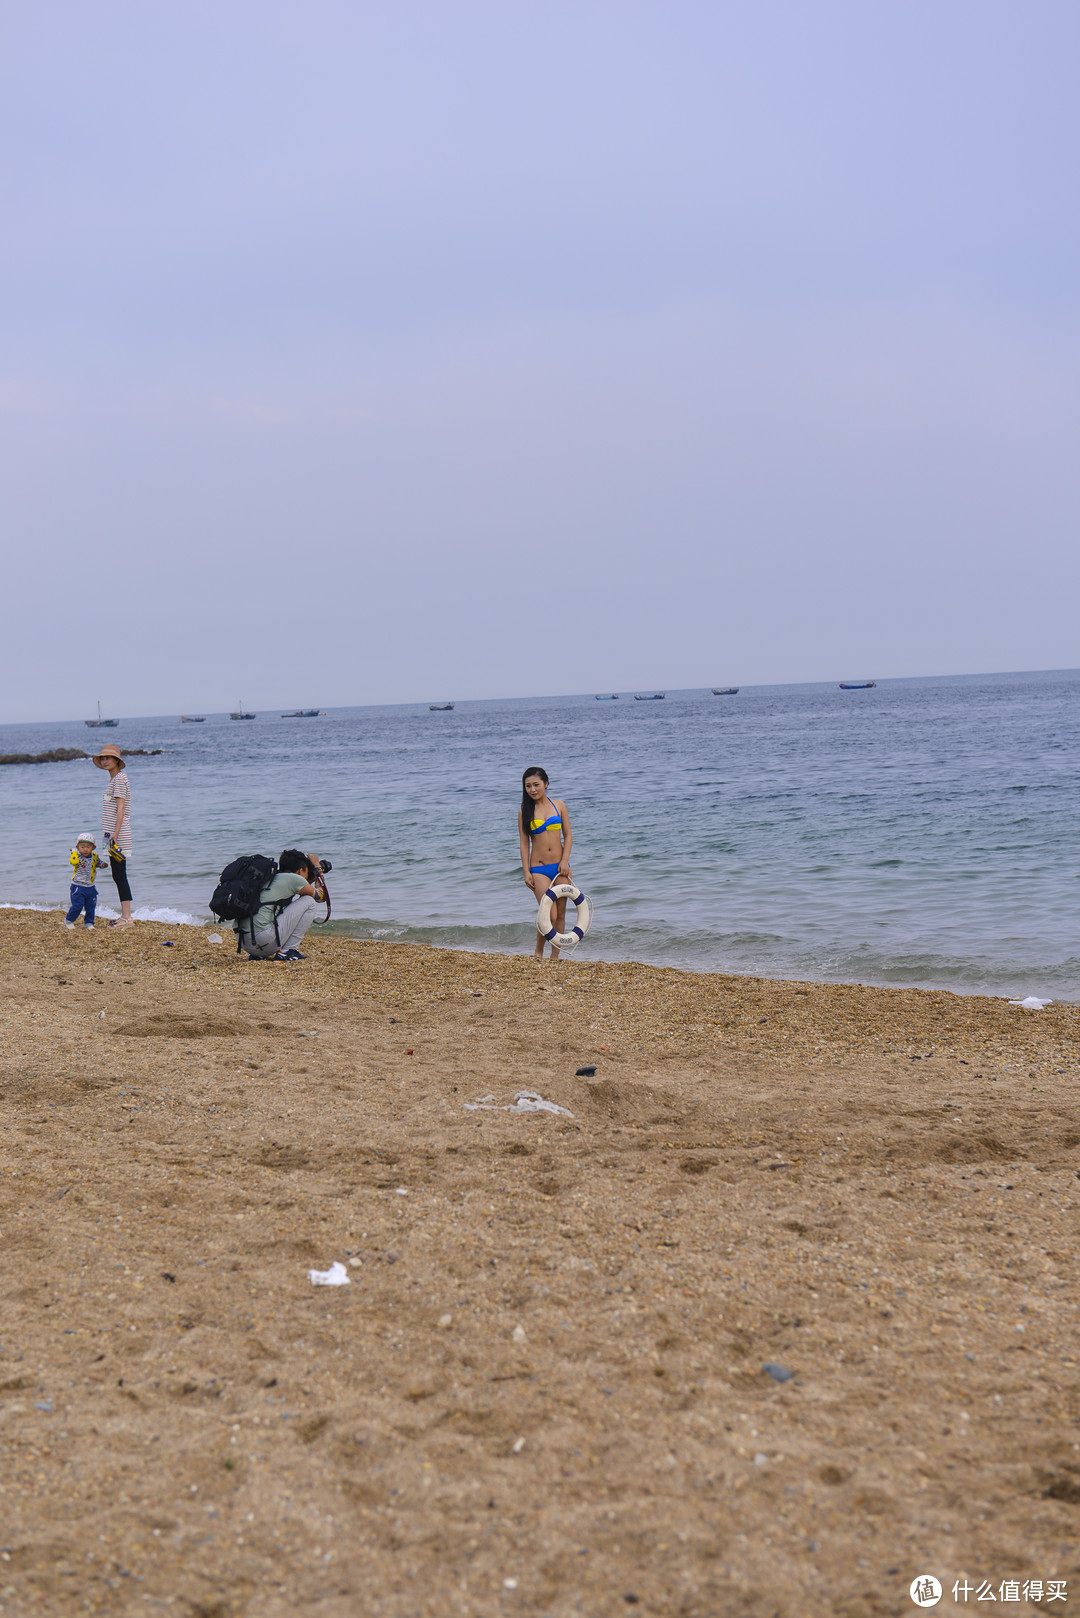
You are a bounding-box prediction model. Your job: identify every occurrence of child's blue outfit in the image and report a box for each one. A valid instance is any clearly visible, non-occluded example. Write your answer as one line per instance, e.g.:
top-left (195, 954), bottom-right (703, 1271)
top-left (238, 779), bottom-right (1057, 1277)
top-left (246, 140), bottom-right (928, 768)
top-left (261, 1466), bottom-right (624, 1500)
top-left (67, 847), bottom-right (101, 927)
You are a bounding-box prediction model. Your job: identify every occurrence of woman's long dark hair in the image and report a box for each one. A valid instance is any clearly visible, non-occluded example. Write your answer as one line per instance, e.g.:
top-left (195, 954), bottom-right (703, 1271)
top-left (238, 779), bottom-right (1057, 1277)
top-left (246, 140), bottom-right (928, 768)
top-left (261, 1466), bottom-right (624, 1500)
top-left (521, 766), bottom-right (549, 837)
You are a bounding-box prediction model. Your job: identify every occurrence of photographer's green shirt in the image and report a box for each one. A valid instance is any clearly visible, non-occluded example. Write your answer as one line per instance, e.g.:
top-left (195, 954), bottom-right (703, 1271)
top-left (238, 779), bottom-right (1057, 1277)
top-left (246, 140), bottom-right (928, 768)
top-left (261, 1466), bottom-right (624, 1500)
top-left (235, 872), bottom-right (307, 935)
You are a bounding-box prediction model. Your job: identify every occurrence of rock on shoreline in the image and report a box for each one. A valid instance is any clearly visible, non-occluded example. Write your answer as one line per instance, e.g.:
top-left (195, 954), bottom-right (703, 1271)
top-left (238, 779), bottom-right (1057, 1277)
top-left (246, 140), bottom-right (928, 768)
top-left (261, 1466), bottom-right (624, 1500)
top-left (0, 746), bottom-right (163, 765)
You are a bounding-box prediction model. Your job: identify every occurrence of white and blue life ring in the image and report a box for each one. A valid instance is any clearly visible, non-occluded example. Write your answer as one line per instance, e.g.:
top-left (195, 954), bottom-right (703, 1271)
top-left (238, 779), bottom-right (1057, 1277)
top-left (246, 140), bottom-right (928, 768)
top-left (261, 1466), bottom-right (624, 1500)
top-left (536, 882), bottom-right (593, 949)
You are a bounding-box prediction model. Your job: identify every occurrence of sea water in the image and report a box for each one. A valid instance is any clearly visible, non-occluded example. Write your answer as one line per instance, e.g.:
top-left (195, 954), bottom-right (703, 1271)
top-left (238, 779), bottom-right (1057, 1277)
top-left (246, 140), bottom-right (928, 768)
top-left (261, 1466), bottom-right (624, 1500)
top-left (1, 669), bottom-right (1077, 1000)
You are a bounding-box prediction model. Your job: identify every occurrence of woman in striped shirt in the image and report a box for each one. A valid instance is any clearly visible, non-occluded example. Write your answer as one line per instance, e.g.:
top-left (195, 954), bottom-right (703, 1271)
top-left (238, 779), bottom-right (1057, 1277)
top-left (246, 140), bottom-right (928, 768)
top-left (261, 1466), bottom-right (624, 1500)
top-left (92, 744), bottom-right (134, 926)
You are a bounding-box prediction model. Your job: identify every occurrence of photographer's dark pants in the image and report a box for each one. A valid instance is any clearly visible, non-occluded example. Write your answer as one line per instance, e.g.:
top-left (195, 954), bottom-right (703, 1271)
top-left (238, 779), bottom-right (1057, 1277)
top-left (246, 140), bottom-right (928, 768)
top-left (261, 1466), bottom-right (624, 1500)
top-left (66, 883), bottom-right (97, 926)
top-left (110, 854), bottom-right (132, 904)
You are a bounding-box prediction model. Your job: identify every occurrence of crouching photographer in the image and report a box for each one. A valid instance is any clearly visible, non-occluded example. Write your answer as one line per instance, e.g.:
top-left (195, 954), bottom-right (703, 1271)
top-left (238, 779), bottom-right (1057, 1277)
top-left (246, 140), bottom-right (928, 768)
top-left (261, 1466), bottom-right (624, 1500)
top-left (230, 850), bottom-right (330, 962)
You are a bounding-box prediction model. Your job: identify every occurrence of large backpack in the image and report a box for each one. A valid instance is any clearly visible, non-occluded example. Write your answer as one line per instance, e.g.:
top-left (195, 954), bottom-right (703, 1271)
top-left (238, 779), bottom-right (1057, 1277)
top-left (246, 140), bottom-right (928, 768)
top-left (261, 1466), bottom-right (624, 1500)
top-left (210, 854), bottom-right (279, 952)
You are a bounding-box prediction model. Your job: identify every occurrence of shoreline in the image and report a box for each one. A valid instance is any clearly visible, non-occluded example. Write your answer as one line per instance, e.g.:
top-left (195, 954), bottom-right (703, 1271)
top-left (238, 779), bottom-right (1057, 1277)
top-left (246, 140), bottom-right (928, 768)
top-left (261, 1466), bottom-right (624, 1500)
top-left (3, 907), bottom-right (1080, 1613)
top-left (3, 899), bottom-right (1078, 1009)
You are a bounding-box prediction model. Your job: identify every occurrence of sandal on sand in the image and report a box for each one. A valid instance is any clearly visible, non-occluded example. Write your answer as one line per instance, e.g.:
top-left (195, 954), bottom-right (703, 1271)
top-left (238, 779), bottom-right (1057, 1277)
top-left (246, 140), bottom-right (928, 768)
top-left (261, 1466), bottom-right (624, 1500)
top-left (108, 918), bottom-right (135, 928)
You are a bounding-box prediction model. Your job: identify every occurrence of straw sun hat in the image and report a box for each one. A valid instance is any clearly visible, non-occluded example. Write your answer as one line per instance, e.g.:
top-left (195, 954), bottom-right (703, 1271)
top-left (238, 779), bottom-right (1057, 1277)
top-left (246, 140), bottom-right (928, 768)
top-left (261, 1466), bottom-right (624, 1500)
top-left (91, 744), bottom-right (126, 768)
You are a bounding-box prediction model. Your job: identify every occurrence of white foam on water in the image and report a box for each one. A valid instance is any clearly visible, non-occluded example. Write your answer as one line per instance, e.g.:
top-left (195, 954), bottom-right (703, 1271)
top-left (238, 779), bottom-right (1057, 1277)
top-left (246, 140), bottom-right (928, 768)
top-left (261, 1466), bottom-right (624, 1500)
top-left (95, 904), bottom-right (202, 926)
top-left (2, 900), bottom-right (205, 927)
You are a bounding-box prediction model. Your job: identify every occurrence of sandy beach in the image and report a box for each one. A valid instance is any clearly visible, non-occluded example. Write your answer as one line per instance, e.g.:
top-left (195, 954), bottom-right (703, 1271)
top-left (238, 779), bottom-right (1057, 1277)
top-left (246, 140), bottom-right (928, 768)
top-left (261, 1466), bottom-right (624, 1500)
top-left (2, 907), bottom-right (1079, 1616)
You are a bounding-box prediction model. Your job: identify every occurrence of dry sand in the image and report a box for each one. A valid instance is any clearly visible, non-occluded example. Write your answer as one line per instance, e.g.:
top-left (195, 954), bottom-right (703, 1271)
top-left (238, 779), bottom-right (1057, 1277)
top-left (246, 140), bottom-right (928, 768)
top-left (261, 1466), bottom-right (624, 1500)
top-left (2, 908), bottom-right (1080, 1616)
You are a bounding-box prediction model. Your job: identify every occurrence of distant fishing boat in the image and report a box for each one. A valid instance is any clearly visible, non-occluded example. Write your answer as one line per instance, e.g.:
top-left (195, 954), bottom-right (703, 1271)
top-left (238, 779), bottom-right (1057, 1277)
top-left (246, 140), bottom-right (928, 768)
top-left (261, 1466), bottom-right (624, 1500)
top-left (634, 692), bottom-right (665, 701)
top-left (711, 687), bottom-right (739, 696)
top-left (180, 715), bottom-right (205, 723)
top-left (839, 681), bottom-right (877, 690)
top-left (85, 701), bottom-right (118, 729)
top-left (428, 703), bottom-right (455, 711)
top-left (230, 699), bottom-right (256, 719)
top-left (595, 694), bottom-right (619, 701)
top-left (281, 709), bottom-right (325, 717)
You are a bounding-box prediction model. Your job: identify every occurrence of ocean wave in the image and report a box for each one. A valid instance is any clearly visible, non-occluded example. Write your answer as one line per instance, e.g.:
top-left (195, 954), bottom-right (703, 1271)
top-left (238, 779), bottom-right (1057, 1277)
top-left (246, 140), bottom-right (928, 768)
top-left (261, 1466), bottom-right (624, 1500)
top-left (323, 915), bottom-right (1080, 1000)
top-left (327, 917), bottom-right (535, 949)
top-left (95, 904), bottom-right (203, 926)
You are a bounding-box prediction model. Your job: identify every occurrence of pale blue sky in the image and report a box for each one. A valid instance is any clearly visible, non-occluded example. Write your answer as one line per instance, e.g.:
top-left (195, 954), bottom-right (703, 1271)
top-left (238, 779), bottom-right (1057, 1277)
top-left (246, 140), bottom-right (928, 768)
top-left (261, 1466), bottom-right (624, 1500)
top-left (2, 2), bottom-right (1078, 718)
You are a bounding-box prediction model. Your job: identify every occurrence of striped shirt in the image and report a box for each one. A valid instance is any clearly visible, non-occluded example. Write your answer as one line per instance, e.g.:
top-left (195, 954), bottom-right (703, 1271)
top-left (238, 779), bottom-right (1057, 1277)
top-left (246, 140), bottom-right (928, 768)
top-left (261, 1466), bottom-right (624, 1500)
top-left (101, 770), bottom-right (132, 853)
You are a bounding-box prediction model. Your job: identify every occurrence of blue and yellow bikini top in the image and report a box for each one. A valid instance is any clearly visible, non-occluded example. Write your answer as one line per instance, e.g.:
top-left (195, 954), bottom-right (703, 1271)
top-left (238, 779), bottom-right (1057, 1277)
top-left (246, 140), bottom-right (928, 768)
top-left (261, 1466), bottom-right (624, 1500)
top-left (529, 800), bottom-right (563, 836)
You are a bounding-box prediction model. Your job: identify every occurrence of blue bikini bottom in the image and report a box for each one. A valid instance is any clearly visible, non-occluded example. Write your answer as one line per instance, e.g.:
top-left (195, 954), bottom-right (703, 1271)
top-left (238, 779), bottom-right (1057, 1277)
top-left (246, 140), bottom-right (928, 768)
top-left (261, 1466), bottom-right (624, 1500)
top-left (530, 863), bottom-right (560, 879)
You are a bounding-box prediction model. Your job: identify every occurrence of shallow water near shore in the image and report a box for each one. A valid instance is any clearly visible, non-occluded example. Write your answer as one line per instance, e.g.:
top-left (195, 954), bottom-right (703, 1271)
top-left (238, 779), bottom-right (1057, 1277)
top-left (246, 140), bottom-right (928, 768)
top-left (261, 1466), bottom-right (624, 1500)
top-left (1, 668), bottom-right (1078, 999)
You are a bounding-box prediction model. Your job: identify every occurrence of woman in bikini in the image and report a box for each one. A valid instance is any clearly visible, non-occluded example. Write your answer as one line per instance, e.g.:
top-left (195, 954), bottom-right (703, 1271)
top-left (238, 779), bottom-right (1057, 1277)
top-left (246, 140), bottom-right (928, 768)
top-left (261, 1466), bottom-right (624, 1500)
top-left (518, 766), bottom-right (573, 961)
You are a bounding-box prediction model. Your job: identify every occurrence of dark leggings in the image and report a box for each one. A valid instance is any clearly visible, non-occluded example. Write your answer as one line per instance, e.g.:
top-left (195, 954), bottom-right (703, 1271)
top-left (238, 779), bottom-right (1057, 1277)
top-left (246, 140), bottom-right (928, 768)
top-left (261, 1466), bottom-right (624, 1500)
top-left (110, 854), bottom-right (132, 904)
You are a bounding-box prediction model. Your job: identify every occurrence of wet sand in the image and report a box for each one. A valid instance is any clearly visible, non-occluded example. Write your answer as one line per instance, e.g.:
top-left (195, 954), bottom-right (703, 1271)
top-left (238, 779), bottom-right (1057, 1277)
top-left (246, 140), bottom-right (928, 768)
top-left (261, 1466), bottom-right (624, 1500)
top-left (2, 908), bottom-right (1080, 1616)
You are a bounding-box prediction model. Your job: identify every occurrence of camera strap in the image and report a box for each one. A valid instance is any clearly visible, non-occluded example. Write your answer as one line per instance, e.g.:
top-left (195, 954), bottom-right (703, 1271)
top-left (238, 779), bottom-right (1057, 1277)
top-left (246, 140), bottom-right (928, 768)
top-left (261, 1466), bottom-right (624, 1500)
top-left (313, 874), bottom-right (331, 924)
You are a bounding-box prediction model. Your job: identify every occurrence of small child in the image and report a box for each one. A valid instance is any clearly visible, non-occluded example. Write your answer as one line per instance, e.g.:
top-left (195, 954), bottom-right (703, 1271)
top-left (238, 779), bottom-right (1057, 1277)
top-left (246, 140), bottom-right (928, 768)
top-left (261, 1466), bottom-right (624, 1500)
top-left (66, 834), bottom-right (101, 929)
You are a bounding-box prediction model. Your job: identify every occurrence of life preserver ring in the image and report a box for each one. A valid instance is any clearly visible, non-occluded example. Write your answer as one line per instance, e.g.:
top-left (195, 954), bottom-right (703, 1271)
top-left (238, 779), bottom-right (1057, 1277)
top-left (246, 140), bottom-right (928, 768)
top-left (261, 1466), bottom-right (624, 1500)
top-left (536, 882), bottom-right (593, 949)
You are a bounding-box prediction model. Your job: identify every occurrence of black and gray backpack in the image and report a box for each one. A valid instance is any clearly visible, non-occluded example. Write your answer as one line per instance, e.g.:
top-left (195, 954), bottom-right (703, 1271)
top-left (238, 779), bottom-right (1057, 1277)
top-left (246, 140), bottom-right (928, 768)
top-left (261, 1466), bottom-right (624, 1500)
top-left (210, 855), bottom-right (279, 952)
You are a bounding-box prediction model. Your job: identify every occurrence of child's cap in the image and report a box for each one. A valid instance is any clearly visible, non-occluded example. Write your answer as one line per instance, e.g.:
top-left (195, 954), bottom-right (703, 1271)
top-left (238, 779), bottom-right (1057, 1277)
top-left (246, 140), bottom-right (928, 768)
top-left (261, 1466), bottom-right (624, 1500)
top-left (75, 833), bottom-right (96, 846)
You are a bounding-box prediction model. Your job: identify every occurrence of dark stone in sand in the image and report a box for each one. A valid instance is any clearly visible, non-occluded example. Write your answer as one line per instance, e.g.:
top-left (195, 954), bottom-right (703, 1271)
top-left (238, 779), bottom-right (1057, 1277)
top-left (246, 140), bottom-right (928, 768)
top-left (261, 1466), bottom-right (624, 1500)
top-left (763, 1362), bottom-right (795, 1382)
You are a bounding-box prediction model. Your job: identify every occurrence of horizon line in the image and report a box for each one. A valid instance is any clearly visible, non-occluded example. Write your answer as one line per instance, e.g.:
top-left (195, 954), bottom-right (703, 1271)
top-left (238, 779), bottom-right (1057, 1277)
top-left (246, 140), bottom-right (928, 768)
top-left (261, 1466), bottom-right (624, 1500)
top-left (2, 665), bottom-right (1079, 728)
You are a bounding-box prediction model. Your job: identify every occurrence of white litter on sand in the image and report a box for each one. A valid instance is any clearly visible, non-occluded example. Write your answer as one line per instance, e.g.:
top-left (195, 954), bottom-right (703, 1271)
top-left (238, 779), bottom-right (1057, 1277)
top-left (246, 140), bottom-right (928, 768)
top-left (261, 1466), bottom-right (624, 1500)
top-left (308, 1262), bottom-right (351, 1287)
top-left (464, 1090), bottom-right (574, 1117)
top-left (1009, 996), bottom-right (1053, 1009)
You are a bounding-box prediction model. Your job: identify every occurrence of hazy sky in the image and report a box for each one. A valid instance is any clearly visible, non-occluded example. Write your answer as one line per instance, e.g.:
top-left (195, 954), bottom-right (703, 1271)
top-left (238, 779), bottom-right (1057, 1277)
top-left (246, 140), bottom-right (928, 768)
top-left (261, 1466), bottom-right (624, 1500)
top-left (3, 1), bottom-right (1078, 720)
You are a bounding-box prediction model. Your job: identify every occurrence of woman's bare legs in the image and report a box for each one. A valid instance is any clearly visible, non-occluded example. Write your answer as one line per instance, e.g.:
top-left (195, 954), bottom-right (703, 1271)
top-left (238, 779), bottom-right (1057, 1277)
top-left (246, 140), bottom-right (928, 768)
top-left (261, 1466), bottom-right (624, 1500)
top-left (531, 868), bottom-right (572, 962)
top-left (529, 874), bottom-right (548, 958)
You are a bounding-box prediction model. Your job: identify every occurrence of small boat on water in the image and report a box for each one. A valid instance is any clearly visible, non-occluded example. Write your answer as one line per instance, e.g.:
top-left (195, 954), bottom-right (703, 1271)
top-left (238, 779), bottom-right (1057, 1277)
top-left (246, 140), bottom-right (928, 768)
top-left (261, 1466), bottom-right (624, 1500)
top-left (595, 694), bottom-right (619, 701)
top-left (281, 709), bottom-right (325, 718)
top-left (711, 687), bottom-right (739, 696)
top-left (180, 715), bottom-right (206, 723)
top-left (85, 701), bottom-right (118, 728)
top-left (230, 699), bottom-right (256, 719)
top-left (634, 692), bottom-right (665, 701)
top-left (839, 681), bottom-right (877, 690)
top-left (428, 703), bottom-right (455, 711)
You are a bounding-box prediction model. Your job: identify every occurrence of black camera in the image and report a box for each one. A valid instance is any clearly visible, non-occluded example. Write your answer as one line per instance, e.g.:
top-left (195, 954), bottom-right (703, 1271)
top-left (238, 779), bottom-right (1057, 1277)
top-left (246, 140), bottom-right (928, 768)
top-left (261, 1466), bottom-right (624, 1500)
top-left (312, 857), bottom-right (332, 874)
